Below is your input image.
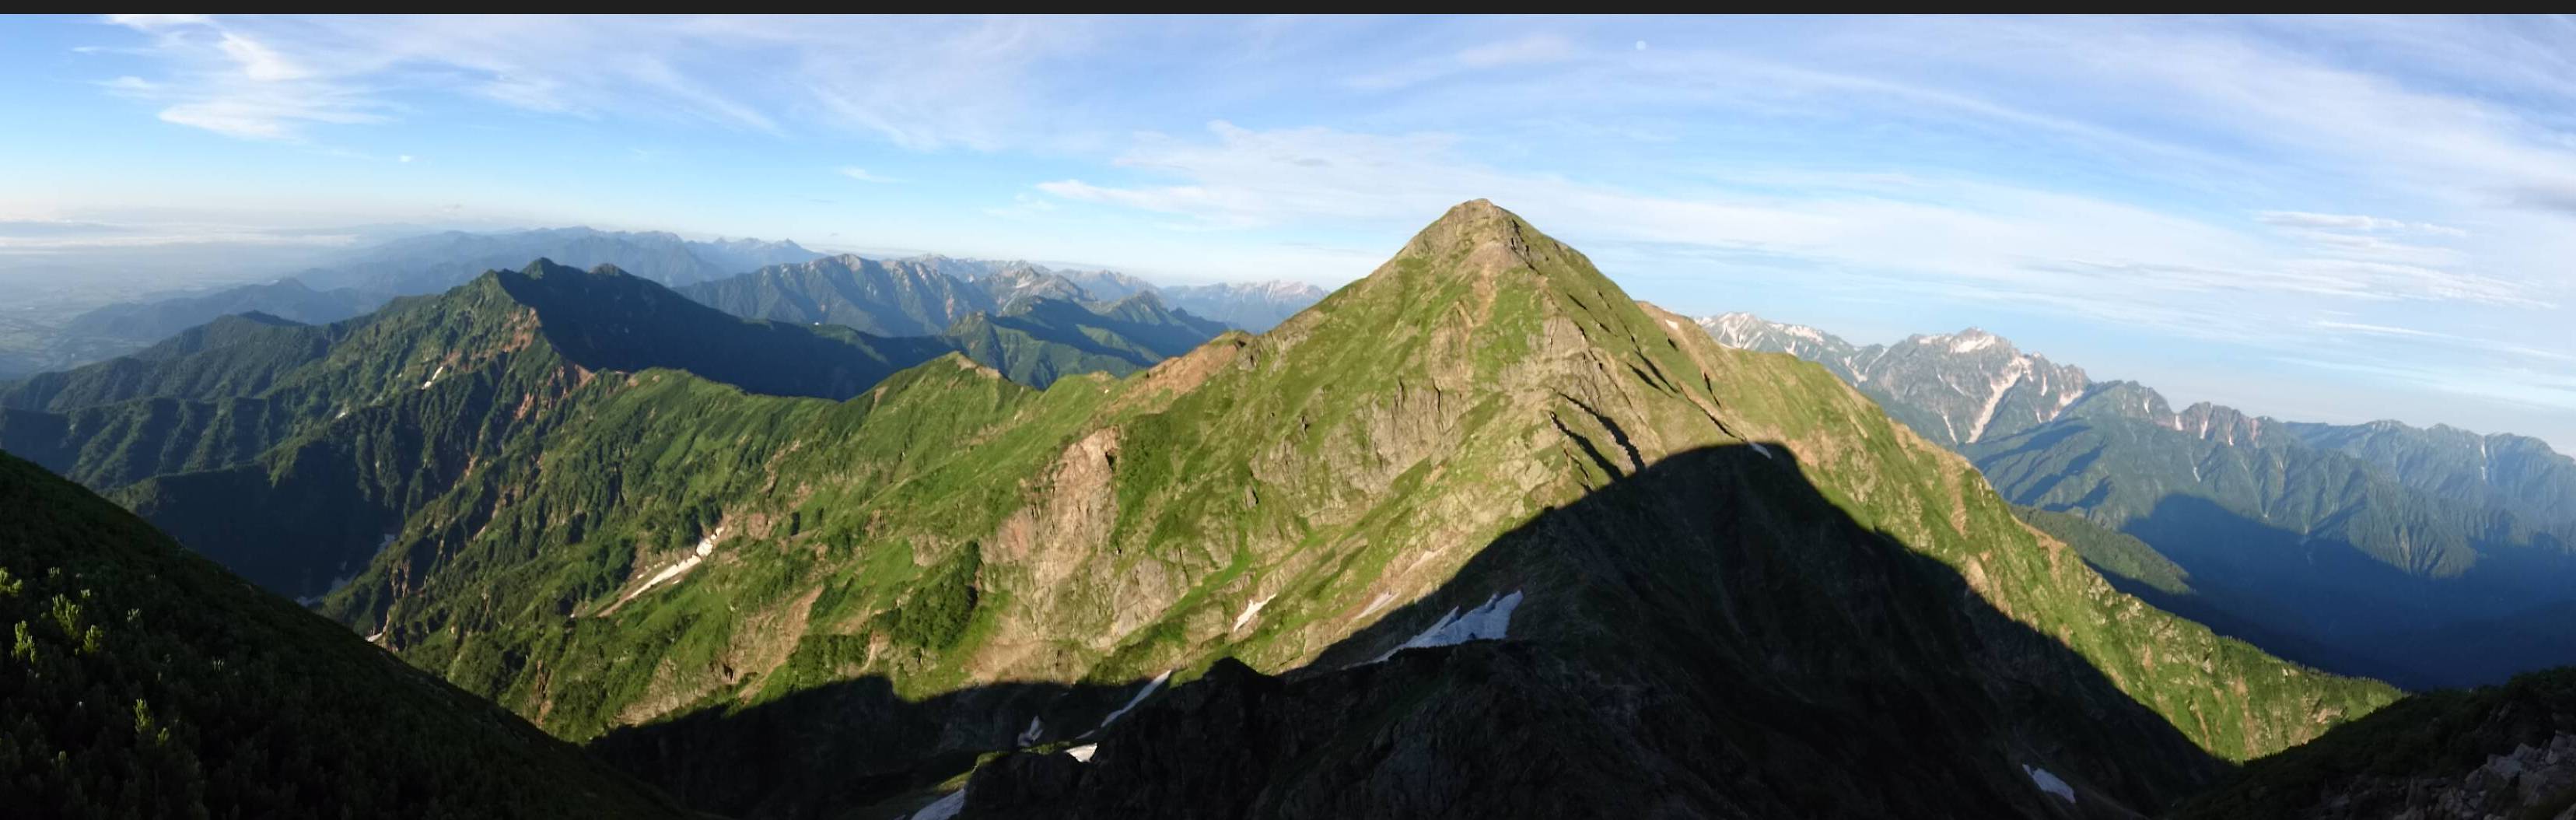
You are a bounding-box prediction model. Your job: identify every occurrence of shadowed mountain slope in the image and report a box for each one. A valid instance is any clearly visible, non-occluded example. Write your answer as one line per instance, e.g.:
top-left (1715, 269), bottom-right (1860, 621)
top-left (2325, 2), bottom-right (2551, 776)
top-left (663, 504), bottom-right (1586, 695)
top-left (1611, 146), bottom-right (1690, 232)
top-left (0, 450), bottom-right (684, 818)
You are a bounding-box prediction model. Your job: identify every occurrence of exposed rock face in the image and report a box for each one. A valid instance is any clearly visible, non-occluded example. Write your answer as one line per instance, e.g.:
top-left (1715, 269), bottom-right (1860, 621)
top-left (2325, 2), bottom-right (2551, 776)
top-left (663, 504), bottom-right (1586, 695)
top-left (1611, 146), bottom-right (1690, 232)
top-left (1697, 314), bottom-right (2092, 448)
top-left (2264, 736), bottom-right (2576, 820)
top-left (2184, 670), bottom-right (2576, 820)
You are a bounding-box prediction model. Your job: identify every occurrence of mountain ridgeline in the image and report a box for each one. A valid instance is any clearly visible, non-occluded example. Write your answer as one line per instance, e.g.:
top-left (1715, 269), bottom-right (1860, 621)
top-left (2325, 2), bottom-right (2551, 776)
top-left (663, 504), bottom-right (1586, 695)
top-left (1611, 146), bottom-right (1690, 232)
top-left (1702, 312), bottom-right (2576, 691)
top-left (676, 251), bottom-right (1237, 386)
top-left (675, 254), bottom-right (1000, 338)
top-left (48, 227), bottom-right (827, 364)
top-left (0, 202), bottom-right (2446, 818)
top-left (30, 222), bottom-right (1326, 401)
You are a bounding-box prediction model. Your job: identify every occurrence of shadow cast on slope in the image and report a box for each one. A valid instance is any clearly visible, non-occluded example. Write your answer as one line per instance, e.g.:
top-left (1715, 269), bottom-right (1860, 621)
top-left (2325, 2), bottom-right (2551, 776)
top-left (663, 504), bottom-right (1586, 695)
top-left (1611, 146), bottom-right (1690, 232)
top-left (954, 445), bottom-right (2235, 819)
top-left (587, 671), bottom-right (1156, 819)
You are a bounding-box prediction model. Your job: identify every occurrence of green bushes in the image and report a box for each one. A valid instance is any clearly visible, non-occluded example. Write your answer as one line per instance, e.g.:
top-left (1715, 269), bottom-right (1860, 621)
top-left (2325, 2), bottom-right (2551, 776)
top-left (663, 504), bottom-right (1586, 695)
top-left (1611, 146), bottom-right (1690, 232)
top-left (884, 542), bottom-right (982, 650)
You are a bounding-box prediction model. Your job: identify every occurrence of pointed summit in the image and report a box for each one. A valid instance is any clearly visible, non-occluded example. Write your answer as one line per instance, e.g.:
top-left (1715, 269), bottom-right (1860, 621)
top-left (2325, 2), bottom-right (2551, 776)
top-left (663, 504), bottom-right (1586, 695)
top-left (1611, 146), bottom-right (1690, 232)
top-left (1315, 200), bottom-right (1618, 317)
top-left (1399, 198), bottom-right (1531, 260)
top-left (1375, 199), bottom-right (1604, 294)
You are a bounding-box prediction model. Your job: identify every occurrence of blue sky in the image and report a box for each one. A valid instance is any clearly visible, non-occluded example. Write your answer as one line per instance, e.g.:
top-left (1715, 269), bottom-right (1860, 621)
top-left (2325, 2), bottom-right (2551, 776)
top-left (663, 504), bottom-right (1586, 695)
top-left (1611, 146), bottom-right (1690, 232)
top-left (2, 15), bottom-right (2571, 448)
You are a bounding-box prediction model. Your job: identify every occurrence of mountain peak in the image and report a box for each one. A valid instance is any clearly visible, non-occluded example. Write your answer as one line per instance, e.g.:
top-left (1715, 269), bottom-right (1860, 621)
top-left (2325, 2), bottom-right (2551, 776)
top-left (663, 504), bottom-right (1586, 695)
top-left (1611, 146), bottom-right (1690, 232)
top-left (1398, 198), bottom-right (1535, 270)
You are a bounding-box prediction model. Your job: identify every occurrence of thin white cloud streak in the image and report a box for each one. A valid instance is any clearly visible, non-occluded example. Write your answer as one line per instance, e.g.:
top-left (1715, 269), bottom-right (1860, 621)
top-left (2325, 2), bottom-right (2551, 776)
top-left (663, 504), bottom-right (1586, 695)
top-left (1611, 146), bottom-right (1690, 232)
top-left (94, 15), bottom-right (1108, 148)
top-left (2256, 211), bottom-right (2467, 237)
top-left (1348, 33), bottom-right (1580, 90)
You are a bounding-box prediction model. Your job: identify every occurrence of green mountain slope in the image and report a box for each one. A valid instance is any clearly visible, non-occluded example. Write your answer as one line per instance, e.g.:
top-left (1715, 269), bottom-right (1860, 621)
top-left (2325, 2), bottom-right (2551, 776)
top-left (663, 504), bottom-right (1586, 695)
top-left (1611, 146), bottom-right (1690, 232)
top-left (263, 201), bottom-right (2392, 817)
top-left (1970, 391), bottom-right (2576, 688)
top-left (939, 293), bottom-right (1230, 387)
top-left (0, 450), bottom-right (683, 818)
top-left (2286, 419), bottom-right (2576, 528)
top-left (0, 312), bottom-right (338, 415)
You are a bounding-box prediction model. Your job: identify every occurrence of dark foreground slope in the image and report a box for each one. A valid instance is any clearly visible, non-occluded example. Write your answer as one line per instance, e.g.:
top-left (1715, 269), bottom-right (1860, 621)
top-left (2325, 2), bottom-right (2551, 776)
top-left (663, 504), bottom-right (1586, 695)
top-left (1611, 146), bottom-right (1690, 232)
top-left (2181, 668), bottom-right (2576, 819)
top-left (0, 451), bottom-right (683, 818)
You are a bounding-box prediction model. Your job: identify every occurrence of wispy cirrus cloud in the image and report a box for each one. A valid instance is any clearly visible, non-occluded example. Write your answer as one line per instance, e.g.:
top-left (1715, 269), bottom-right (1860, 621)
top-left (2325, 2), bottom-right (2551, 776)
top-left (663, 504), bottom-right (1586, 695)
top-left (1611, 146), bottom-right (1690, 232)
top-left (89, 15), bottom-right (1109, 147)
top-left (1349, 33), bottom-right (1583, 91)
top-left (2256, 211), bottom-right (2466, 237)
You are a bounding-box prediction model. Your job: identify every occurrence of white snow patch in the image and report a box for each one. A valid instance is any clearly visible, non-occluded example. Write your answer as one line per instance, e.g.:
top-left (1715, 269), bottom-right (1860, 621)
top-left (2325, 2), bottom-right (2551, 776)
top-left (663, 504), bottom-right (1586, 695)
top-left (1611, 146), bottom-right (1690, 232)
top-left (1232, 594), bottom-right (1275, 632)
top-left (908, 787), bottom-right (968, 820)
top-left (624, 555), bottom-right (703, 601)
top-left (1066, 744), bottom-right (1097, 762)
top-left (1097, 670), bottom-right (1171, 730)
top-left (418, 364), bottom-right (445, 390)
top-left (615, 527), bottom-right (723, 605)
top-left (1748, 442), bottom-right (1775, 460)
top-left (1950, 334), bottom-right (1999, 353)
top-left (1017, 717), bottom-right (1043, 746)
top-left (365, 630), bottom-right (386, 644)
top-left (1371, 590), bottom-right (1523, 663)
top-left (1785, 325), bottom-right (1825, 343)
top-left (1965, 357), bottom-right (2031, 444)
top-left (1357, 591), bottom-right (1396, 620)
top-left (2025, 765), bottom-right (2076, 804)
top-left (1662, 318), bottom-right (1680, 331)
top-left (334, 408), bottom-right (349, 421)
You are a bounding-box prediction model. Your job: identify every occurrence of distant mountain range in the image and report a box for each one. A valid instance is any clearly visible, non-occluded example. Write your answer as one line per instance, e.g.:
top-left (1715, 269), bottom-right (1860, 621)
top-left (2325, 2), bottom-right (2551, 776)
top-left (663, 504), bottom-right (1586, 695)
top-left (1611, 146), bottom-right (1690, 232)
top-left (883, 254), bottom-right (1327, 331)
top-left (676, 254), bottom-right (1000, 338)
top-left (44, 227), bottom-right (822, 364)
top-left (1702, 311), bottom-right (2576, 689)
top-left (25, 230), bottom-right (1324, 384)
top-left (1697, 314), bottom-right (2091, 448)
